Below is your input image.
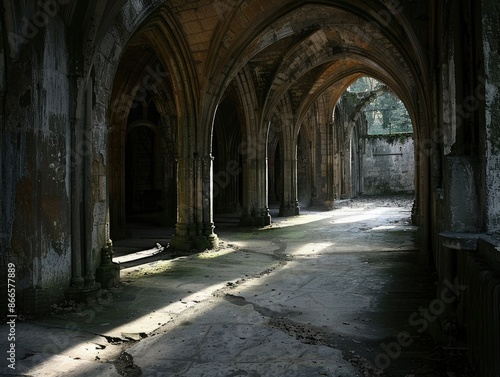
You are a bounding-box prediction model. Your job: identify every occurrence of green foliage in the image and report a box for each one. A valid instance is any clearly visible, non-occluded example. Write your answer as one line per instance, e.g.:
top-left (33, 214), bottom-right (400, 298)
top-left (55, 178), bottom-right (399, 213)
top-left (348, 77), bottom-right (380, 93)
top-left (347, 77), bottom-right (413, 135)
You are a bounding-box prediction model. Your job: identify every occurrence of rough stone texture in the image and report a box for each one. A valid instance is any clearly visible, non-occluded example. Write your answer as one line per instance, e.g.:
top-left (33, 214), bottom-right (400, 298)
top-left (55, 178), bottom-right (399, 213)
top-left (456, 236), bottom-right (500, 377)
top-left (0, 198), bottom-right (476, 377)
top-left (443, 156), bottom-right (481, 232)
top-left (1, 14), bottom-right (72, 303)
top-left (361, 135), bottom-right (415, 196)
top-left (0, 0), bottom-right (499, 374)
top-left (483, 0), bottom-right (500, 235)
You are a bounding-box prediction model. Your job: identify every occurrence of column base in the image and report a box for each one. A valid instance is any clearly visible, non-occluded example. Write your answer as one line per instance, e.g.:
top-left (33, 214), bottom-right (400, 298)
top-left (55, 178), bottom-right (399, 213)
top-left (65, 282), bottom-right (102, 304)
top-left (239, 215), bottom-right (272, 227)
top-left (171, 222), bottom-right (196, 253)
top-left (170, 234), bottom-right (192, 252)
top-left (279, 202), bottom-right (300, 217)
top-left (324, 200), bottom-right (335, 210)
top-left (260, 208), bottom-right (272, 226)
top-left (255, 215), bottom-right (272, 226)
top-left (194, 234), bottom-right (219, 250)
top-left (239, 216), bottom-right (256, 227)
top-left (96, 240), bottom-right (120, 289)
top-left (95, 263), bottom-right (120, 289)
top-left (171, 233), bottom-right (219, 253)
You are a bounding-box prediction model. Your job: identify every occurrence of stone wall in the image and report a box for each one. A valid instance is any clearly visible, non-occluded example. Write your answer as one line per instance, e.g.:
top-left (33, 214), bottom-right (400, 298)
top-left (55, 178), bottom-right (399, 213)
top-left (1, 13), bottom-right (72, 306)
top-left (483, 0), bottom-right (500, 234)
top-left (360, 134), bottom-right (415, 195)
top-left (436, 233), bottom-right (500, 377)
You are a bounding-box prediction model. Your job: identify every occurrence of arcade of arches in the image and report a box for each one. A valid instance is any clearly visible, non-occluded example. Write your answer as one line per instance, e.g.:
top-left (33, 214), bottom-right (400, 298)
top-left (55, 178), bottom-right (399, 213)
top-left (1, 0), bottom-right (499, 375)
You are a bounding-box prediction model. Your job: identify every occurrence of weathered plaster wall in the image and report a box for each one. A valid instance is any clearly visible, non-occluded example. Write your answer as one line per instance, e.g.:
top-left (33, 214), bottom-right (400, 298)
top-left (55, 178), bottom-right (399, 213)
top-left (443, 156), bottom-right (481, 232)
top-left (2, 14), bottom-right (72, 301)
top-left (361, 135), bottom-right (415, 195)
top-left (430, 4), bottom-right (500, 376)
top-left (483, 0), bottom-right (500, 235)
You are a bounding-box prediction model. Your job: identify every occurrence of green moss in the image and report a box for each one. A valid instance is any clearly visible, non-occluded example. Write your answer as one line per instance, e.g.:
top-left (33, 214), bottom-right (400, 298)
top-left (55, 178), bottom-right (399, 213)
top-left (365, 133), bottom-right (413, 145)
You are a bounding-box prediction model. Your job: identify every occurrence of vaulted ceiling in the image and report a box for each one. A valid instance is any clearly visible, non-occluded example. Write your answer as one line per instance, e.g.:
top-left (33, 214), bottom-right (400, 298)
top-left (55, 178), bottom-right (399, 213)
top-left (63, 0), bottom-right (431, 132)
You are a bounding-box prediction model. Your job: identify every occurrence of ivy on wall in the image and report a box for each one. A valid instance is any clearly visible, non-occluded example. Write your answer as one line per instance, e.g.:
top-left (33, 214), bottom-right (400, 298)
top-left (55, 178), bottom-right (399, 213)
top-left (347, 77), bottom-right (413, 135)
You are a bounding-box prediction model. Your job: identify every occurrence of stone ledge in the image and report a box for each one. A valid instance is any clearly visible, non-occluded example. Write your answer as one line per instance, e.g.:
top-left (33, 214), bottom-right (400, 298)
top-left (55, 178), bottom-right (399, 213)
top-left (439, 231), bottom-right (480, 251)
top-left (477, 234), bottom-right (500, 272)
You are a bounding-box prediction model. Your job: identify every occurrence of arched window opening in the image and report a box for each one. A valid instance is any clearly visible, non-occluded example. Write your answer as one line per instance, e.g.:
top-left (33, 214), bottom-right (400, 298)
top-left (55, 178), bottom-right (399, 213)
top-left (334, 77), bottom-right (415, 197)
top-left (346, 77), bottom-right (413, 135)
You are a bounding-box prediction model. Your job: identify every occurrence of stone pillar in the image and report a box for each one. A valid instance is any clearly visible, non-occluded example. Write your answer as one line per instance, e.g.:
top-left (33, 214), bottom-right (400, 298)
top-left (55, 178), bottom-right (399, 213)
top-left (171, 155), bottom-right (196, 251)
top-left (109, 120), bottom-right (126, 239)
top-left (311, 121), bottom-right (334, 208)
top-left (333, 121), bottom-right (343, 202)
top-left (197, 154), bottom-right (218, 248)
top-left (83, 81), bottom-right (98, 289)
top-left (240, 156), bottom-right (271, 226)
top-left (171, 153), bottom-right (218, 251)
top-left (280, 153), bottom-right (299, 216)
top-left (341, 139), bottom-right (352, 198)
top-left (257, 156), bottom-right (271, 225)
top-left (240, 156), bottom-right (257, 226)
top-left (68, 75), bottom-right (84, 289)
top-left (66, 82), bottom-right (101, 302)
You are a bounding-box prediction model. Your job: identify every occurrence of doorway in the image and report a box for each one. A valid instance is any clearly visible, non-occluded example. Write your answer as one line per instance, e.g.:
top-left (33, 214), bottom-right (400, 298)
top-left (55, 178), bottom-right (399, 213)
top-left (125, 125), bottom-right (163, 224)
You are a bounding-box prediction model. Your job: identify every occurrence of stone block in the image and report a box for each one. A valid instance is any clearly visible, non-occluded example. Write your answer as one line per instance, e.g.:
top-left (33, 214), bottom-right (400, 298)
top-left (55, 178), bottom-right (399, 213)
top-left (443, 156), bottom-right (480, 232)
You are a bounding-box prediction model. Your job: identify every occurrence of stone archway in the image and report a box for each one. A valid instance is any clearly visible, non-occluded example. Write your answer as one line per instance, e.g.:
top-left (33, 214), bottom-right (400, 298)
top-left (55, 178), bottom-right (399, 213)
top-left (123, 120), bottom-right (176, 230)
top-left (107, 45), bottom-right (177, 240)
top-left (212, 96), bottom-right (243, 216)
top-left (87, 0), bottom-right (433, 258)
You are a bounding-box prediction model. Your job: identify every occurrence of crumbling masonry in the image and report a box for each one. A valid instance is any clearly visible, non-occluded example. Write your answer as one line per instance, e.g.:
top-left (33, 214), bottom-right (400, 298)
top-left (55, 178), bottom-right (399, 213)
top-left (0, 1), bottom-right (499, 375)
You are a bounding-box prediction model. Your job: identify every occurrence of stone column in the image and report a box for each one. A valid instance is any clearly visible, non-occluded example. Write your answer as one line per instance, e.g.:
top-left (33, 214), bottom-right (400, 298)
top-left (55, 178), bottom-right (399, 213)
top-left (333, 121), bottom-right (343, 202)
top-left (171, 155), bottom-right (196, 251)
top-left (69, 74), bottom-right (84, 289)
top-left (327, 121), bottom-right (335, 207)
top-left (66, 57), bottom-right (87, 303)
top-left (66, 81), bottom-right (101, 302)
top-left (280, 139), bottom-right (299, 216)
top-left (240, 156), bottom-right (271, 226)
top-left (240, 156), bottom-right (258, 225)
top-left (171, 153), bottom-right (218, 251)
top-left (257, 156), bottom-right (271, 225)
top-left (83, 81), bottom-right (98, 288)
top-left (197, 154), bottom-right (218, 248)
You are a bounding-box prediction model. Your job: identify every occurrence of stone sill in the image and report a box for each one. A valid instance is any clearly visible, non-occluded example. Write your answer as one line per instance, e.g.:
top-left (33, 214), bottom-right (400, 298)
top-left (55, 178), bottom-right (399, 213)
top-left (439, 231), bottom-right (500, 271)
